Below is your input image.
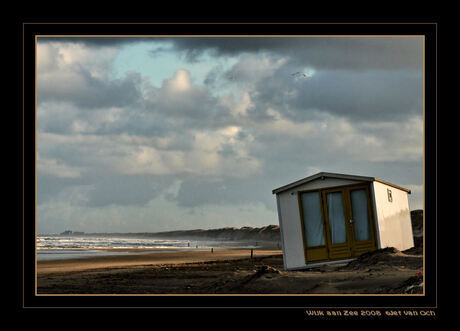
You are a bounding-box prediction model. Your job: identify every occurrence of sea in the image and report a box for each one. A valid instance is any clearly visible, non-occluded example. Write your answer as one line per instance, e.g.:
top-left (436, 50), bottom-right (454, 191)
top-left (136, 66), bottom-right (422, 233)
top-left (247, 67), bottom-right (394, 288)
top-left (37, 234), bottom-right (258, 261)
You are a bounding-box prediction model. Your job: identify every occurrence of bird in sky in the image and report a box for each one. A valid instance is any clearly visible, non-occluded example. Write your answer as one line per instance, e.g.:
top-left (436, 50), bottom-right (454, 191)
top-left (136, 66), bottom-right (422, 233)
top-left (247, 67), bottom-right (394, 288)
top-left (291, 72), bottom-right (308, 78)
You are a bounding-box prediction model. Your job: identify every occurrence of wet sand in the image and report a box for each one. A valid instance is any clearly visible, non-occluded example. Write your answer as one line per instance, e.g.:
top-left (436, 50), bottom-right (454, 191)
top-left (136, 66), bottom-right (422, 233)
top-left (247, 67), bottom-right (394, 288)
top-left (37, 247), bottom-right (423, 294)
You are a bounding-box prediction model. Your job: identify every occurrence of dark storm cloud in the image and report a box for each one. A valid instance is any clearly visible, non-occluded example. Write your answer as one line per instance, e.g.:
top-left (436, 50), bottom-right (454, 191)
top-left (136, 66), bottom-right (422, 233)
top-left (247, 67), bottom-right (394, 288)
top-left (246, 68), bottom-right (422, 122)
top-left (38, 35), bottom-right (422, 125)
top-left (37, 37), bottom-right (156, 47)
top-left (166, 37), bottom-right (422, 70)
top-left (39, 36), bottom-right (422, 70)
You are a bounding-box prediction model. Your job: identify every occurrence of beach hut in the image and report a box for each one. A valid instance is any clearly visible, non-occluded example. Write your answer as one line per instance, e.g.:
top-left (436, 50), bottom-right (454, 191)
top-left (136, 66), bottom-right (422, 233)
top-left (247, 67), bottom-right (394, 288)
top-left (272, 172), bottom-right (414, 270)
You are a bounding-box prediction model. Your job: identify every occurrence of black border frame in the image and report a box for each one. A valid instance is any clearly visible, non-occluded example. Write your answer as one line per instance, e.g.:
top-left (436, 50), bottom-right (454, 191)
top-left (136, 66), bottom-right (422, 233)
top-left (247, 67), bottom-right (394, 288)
top-left (18, 21), bottom-right (438, 318)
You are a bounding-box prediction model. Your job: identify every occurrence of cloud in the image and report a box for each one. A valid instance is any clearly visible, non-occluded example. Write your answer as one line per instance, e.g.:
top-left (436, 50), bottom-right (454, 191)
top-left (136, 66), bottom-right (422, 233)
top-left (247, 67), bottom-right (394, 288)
top-left (225, 53), bottom-right (288, 85)
top-left (235, 65), bottom-right (422, 123)
top-left (38, 120), bottom-right (262, 203)
top-left (37, 42), bottom-right (142, 109)
top-left (36, 37), bottom-right (424, 232)
top-left (143, 69), bottom-right (220, 119)
top-left (38, 36), bottom-right (422, 70)
top-left (38, 68), bottom-right (143, 109)
top-left (165, 69), bottom-right (191, 91)
top-left (165, 37), bottom-right (423, 70)
top-left (37, 157), bottom-right (83, 178)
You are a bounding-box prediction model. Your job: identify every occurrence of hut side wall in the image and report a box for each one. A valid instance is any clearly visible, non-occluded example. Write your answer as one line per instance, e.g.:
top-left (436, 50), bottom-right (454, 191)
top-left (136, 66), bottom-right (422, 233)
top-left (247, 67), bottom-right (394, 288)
top-left (372, 181), bottom-right (414, 251)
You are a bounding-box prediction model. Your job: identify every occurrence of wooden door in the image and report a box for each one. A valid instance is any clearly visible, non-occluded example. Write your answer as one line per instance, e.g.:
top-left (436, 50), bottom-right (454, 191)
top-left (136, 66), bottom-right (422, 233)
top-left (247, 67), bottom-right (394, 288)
top-left (298, 190), bottom-right (329, 262)
top-left (299, 183), bottom-right (377, 264)
top-left (345, 185), bottom-right (377, 257)
top-left (321, 188), bottom-right (353, 260)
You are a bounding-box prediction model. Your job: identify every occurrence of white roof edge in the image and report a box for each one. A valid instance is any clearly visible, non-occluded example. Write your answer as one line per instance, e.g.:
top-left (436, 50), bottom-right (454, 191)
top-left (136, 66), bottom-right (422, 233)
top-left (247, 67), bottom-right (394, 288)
top-left (272, 172), bottom-right (411, 194)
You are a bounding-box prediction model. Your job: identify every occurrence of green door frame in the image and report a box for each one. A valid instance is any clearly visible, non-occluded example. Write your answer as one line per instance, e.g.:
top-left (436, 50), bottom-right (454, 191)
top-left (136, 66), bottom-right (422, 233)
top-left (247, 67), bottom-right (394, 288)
top-left (298, 183), bottom-right (377, 264)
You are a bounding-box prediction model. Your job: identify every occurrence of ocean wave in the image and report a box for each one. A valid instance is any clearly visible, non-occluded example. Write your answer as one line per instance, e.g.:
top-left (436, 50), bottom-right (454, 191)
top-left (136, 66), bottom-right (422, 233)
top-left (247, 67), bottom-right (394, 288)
top-left (36, 235), bottom-right (210, 250)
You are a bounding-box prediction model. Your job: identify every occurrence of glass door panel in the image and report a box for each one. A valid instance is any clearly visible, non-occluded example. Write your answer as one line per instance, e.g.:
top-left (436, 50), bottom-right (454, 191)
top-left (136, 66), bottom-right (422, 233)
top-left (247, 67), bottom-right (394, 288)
top-left (326, 192), bottom-right (347, 244)
top-left (350, 189), bottom-right (371, 241)
top-left (300, 192), bottom-right (325, 247)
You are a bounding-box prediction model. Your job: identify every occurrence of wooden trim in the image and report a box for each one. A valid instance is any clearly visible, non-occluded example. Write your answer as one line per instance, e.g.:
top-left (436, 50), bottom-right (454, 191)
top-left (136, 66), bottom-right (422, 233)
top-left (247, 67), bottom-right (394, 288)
top-left (276, 194), bottom-right (288, 271)
top-left (319, 192), bottom-right (330, 257)
top-left (342, 187), bottom-right (355, 251)
top-left (304, 245), bottom-right (327, 250)
top-left (365, 186), bottom-right (378, 251)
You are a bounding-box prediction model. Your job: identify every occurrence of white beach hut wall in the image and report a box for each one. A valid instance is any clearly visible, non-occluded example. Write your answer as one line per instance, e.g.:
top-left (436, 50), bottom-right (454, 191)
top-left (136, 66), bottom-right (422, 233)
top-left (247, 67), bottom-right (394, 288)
top-left (272, 172), bottom-right (414, 270)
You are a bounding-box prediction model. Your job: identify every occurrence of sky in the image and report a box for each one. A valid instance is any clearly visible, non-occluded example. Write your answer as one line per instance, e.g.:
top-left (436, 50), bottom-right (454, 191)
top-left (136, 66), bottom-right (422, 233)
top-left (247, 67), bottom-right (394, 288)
top-left (36, 36), bottom-right (424, 234)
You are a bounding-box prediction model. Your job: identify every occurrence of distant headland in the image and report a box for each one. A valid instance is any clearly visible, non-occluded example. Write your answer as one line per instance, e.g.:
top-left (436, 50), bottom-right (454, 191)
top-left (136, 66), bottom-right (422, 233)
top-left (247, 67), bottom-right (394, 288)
top-left (58, 225), bottom-right (281, 242)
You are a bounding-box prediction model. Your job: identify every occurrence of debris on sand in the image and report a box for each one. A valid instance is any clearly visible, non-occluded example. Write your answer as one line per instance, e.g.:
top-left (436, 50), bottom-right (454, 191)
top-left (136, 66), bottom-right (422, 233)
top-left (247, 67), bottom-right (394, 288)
top-left (400, 276), bottom-right (423, 294)
top-left (209, 265), bottom-right (282, 293)
top-left (341, 247), bottom-right (422, 271)
top-left (388, 275), bottom-right (423, 294)
top-left (402, 242), bottom-right (423, 255)
top-left (255, 265), bottom-right (281, 275)
top-left (239, 265), bottom-right (281, 285)
top-left (342, 247), bottom-right (399, 270)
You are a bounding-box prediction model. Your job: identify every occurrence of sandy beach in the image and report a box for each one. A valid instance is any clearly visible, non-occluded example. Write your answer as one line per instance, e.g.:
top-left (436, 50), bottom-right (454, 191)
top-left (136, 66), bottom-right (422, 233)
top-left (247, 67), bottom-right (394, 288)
top-left (37, 247), bottom-right (423, 295)
top-left (37, 248), bottom-right (280, 275)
